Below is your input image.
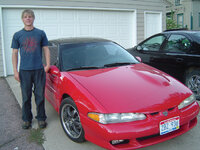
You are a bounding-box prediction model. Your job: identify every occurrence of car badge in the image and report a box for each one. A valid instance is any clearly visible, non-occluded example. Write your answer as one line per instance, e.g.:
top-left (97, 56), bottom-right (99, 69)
top-left (163, 111), bottom-right (168, 116)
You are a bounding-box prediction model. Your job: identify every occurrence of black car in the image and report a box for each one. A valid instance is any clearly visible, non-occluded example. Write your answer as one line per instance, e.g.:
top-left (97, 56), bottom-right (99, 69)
top-left (128, 30), bottom-right (200, 99)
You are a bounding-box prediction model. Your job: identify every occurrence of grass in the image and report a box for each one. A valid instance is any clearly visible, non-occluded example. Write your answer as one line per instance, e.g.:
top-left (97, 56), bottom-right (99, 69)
top-left (29, 128), bottom-right (46, 145)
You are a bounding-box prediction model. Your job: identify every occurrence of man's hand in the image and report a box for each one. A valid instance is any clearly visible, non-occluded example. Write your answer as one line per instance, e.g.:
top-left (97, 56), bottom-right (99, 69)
top-left (14, 71), bottom-right (20, 82)
top-left (44, 65), bottom-right (50, 73)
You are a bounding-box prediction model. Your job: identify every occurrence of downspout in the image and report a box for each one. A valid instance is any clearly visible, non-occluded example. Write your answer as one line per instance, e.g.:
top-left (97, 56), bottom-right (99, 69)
top-left (190, 1), bottom-right (193, 30)
top-left (190, 12), bottom-right (193, 30)
top-left (0, 6), bottom-right (7, 77)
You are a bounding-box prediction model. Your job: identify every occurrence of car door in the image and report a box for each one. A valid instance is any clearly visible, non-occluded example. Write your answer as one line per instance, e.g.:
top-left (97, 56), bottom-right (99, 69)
top-left (45, 44), bottom-right (61, 110)
top-left (132, 34), bottom-right (167, 69)
top-left (155, 34), bottom-right (192, 81)
top-left (46, 66), bottom-right (61, 108)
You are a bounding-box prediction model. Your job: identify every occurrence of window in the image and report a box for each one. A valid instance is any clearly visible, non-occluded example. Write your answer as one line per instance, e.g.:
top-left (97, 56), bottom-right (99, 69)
top-left (175, 0), bottom-right (181, 6)
top-left (177, 14), bottom-right (184, 28)
top-left (139, 35), bottom-right (166, 51)
top-left (49, 46), bottom-right (58, 65)
top-left (166, 12), bottom-right (172, 19)
top-left (43, 44), bottom-right (58, 66)
top-left (199, 13), bottom-right (200, 27)
top-left (163, 34), bottom-right (191, 53)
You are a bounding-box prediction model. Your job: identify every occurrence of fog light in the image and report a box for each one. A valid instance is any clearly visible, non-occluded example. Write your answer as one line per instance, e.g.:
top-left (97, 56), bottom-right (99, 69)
top-left (110, 139), bottom-right (129, 145)
top-left (111, 140), bottom-right (124, 145)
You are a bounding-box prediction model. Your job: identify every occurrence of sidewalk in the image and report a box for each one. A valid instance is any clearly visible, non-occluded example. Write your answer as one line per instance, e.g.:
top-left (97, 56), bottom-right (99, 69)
top-left (6, 76), bottom-right (200, 150)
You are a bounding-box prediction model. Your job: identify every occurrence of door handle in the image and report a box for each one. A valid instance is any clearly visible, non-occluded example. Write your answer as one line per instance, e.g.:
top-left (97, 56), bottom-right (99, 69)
top-left (176, 58), bottom-right (183, 62)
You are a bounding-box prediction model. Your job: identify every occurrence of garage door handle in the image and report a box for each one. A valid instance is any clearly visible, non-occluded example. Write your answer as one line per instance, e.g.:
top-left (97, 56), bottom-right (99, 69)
top-left (176, 58), bottom-right (183, 62)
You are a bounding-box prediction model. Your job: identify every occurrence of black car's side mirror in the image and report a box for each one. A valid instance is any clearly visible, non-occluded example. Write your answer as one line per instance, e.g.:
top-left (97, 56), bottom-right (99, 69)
top-left (136, 45), bottom-right (142, 51)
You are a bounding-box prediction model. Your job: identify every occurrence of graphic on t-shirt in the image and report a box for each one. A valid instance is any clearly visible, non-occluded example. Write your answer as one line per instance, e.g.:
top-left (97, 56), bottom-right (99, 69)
top-left (23, 37), bottom-right (37, 53)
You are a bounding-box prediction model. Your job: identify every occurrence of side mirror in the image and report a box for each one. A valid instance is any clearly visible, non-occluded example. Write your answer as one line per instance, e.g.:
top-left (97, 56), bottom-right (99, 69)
top-left (136, 56), bottom-right (142, 62)
top-left (136, 46), bottom-right (142, 51)
top-left (49, 65), bottom-right (61, 76)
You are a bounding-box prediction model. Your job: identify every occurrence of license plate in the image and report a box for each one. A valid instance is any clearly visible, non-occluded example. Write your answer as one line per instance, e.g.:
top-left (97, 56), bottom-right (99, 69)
top-left (160, 116), bottom-right (180, 135)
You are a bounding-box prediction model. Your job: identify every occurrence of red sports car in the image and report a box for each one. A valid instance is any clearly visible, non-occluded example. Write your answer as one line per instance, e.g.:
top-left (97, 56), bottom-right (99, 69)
top-left (45, 38), bottom-right (199, 150)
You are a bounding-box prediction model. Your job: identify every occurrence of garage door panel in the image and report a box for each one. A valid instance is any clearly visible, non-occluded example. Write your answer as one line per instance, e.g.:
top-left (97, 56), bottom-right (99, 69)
top-left (3, 8), bottom-right (135, 75)
top-left (145, 12), bottom-right (162, 38)
top-left (43, 26), bottom-right (59, 39)
top-left (106, 25), bottom-right (117, 35)
top-left (60, 10), bottom-right (76, 23)
top-left (3, 9), bottom-right (22, 25)
top-left (119, 13), bottom-right (132, 23)
top-left (105, 14), bottom-right (117, 24)
top-left (78, 11), bottom-right (90, 21)
top-left (60, 26), bottom-right (76, 37)
top-left (43, 10), bottom-right (58, 19)
top-left (91, 11), bottom-right (105, 23)
top-left (92, 25), bottom-right (106, 37)
top-left (6, 26), bottom-right (22, 37)
top-left (79, 25), bottom-right (90, 36)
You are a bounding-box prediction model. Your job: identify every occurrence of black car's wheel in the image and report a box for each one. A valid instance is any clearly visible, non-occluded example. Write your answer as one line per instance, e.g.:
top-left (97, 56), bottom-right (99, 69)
top-left (59, 97), bottom-right (85, 143)
top-left (185, 70), bottom-right (200, 100)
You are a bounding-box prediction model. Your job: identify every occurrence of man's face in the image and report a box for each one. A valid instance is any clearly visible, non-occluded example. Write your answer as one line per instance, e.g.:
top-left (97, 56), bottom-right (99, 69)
top-left (22, 13), bottom-right (34, 26)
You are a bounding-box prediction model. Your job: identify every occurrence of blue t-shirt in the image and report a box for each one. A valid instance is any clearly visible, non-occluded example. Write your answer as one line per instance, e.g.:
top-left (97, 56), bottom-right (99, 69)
top-left (11, 28), bottom-right (48, 70)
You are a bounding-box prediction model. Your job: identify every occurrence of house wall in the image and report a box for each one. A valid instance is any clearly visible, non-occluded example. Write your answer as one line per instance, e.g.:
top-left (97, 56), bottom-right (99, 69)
top-left (0, 14), bottom-right (5, 77)
top-left (166, 0), bottom-right (185, 26)
top-left (0, 0), bottom-right (167, 77)
top-left (166, 0), bottom-right (200, 30)
top-left (192, 0), bottom-right (200, 30)
top-left (182, 0), bottom-right (192, 29)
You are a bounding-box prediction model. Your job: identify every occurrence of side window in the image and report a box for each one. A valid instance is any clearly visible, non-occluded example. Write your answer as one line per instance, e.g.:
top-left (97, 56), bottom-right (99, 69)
top-left (49, 45), bottom-right (58, 65)
top-left (175, 0), bottom-right (181, 6)
top-left (139, 35), bottom-right (166, 51)
top-left (163, 34), bottom-right (191, 53)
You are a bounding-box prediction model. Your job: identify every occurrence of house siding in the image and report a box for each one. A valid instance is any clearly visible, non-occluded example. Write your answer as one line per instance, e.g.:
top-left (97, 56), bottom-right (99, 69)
top-left (192, 0), bottom-right (200, 30)
top-left (0, 18), bottom-right (4, 77)
top-left (167, 0), bottom-right (200, 30)
top-left (0, 0), bottom-right (167, 76)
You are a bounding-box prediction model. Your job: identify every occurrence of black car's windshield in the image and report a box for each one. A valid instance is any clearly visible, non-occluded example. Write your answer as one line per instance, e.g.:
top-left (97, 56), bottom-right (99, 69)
top-left (60, 42), bottom-right (139, 71)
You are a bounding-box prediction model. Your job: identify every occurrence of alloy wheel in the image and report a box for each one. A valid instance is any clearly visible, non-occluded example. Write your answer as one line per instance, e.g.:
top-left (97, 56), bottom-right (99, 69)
top-left (187, 75), bottom-right (200, 99)
top-left (61, 103), bottom-right (82, 138)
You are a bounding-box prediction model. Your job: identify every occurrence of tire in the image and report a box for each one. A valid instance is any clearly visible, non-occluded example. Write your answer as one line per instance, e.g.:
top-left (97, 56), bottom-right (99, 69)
top-left (59, 97), bottom-right (85, 143)
top-left (185, 70), bottom-right (200, 100)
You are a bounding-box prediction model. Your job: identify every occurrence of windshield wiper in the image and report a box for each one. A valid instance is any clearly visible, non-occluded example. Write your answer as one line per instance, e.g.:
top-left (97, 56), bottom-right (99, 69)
top-left (66, 66), bottom-right (101, 71)
top-left (104, 62), bottom-right (135, 67)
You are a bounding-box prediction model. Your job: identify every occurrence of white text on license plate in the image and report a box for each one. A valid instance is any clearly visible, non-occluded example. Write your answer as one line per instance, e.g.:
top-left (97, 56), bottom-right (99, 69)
top-left (160, 116), bottom-right (180, 135)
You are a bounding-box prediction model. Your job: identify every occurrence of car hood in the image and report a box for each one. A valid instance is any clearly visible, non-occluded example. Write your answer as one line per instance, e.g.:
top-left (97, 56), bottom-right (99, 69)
top-left (68, 63), bottom-right (191, 113)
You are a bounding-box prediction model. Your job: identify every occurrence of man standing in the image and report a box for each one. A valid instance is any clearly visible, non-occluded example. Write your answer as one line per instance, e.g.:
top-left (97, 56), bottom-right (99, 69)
top-left (11, 9), bottom-right (50, 129)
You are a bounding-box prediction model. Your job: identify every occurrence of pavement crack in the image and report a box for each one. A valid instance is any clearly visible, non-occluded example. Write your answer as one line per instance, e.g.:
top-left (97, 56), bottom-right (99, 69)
top-left (0, 134), bottom-right (26, 148)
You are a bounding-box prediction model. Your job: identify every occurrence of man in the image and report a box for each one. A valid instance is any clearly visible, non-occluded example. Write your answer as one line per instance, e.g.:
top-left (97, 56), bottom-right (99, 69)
top-left (11, 9), bottom-right (50, 129)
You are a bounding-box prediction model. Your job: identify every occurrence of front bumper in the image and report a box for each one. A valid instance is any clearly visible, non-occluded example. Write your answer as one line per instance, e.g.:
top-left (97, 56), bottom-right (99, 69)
top-left (81, 102), bottom-right (199, 150)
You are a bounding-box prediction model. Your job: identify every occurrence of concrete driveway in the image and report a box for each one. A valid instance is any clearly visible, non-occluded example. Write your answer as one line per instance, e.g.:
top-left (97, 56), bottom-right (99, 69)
top-left (6, 76), bottom-right (200, 150)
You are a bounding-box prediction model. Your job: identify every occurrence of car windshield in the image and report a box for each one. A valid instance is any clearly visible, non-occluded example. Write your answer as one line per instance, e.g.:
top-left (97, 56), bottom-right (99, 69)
top-left (60, 42), bottom-right (139, 71)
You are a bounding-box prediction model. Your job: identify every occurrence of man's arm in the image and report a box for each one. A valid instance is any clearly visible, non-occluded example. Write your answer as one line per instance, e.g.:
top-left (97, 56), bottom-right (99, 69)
top-left (12, 49), bottom-right (20, 82)
top-left (43, 46), bottom-right (50, 73)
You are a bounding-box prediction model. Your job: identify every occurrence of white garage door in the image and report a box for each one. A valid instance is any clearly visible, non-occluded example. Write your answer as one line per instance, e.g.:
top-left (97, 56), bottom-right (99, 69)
top-left (144, 12), bottom-right (162, 38)
top-left (2, 8), bottom-right (136, 75)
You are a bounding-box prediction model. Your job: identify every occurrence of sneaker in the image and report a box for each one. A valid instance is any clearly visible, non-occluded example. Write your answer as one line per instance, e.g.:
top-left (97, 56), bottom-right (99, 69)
top-left (22, 121), bottom-right (31, 129)
top-left (38, 121), bottom-right (47, 129)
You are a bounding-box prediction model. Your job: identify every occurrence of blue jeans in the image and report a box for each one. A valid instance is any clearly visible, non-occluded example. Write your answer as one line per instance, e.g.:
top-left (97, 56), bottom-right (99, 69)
top-left (19, 69), bottom-right (47, 122)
